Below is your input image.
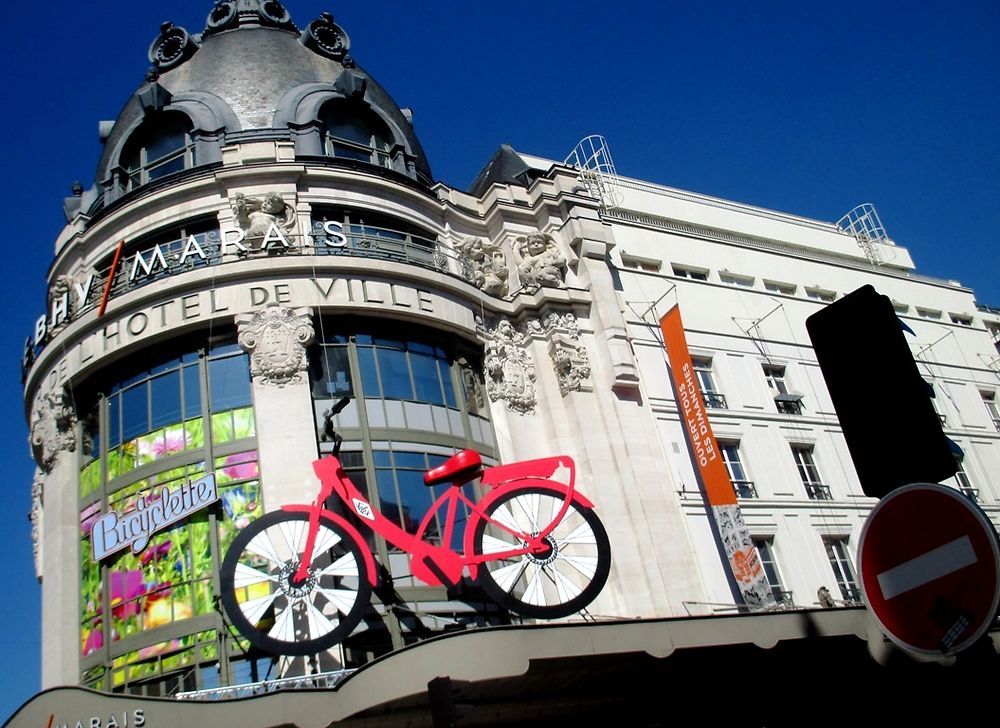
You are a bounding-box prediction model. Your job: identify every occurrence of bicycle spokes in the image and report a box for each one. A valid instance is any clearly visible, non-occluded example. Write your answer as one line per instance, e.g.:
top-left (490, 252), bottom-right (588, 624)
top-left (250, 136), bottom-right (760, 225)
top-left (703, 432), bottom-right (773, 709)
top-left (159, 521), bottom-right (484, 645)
top-left (472, 487), bottom-right (611, 619)
top-left (220, 511), bottom-right (372, 656)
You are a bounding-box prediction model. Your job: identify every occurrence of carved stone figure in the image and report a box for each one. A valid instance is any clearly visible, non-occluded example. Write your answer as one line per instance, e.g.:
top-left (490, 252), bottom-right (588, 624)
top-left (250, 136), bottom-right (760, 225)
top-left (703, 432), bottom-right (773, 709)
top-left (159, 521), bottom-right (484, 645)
top-left (484, 320), bottom-right (536, 414)
top-left (514, 233), bottom-right (567, 292)
top-left (30, 470), bottom-right (43, 577)
top-left (47, 275), bottom-right (75, 336)
top-left (456, 236), bottom-right (510, 297)
top-left (236, 304), bottom-right (315, 386)
top-left (549, 334), bottom-right (592, 396)
top-left (532, 312), bottom-right (592, 395)
top-left (230, 191), bottom-right (297, 252)
top-left (541, 311), bottom-right (580, 337)
top-left (29, 387), bottom-right (77, 472)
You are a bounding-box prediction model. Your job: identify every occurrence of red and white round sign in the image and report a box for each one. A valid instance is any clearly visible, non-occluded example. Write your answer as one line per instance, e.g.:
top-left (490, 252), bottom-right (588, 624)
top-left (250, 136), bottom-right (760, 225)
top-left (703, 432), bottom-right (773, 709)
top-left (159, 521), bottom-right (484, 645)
top-left (859, 483), bottom-right (1000, 655)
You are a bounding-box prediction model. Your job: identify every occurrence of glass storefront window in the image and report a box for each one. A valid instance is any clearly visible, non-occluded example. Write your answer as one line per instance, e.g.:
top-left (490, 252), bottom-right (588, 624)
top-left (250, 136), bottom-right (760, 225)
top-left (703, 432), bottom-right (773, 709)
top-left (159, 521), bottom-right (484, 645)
top-left (309, 323), bottom-right (503, 658)
top-left (77, 339), bottom-right (261, 693)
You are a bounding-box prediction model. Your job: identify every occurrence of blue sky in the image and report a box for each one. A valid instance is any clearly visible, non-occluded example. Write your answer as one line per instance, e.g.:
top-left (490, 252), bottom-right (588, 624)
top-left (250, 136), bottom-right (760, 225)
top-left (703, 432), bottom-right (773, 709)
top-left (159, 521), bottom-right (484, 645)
top-left (1, 0), bottom-right (998, 719)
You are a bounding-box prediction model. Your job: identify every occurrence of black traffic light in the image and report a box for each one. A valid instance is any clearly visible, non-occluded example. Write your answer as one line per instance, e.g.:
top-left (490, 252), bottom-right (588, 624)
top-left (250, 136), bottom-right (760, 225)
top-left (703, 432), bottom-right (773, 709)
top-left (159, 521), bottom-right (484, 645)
top-left (806, 285), bottom-right (957, 498)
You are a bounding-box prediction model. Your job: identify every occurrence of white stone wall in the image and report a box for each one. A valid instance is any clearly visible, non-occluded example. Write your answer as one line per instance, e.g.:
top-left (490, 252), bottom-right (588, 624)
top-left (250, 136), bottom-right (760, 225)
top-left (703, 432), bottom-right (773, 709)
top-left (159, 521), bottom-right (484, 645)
top-left (605, 176), bottom-right (1000, 612)
top-left (26, 143), bottom-right (1000, 686)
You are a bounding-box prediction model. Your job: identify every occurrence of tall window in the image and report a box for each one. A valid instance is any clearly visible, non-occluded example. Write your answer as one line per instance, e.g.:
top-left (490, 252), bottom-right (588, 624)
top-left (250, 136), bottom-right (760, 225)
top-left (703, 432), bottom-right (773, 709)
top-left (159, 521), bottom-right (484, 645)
top-left (791, 445), bottom-right (830, 500)
top-left (720, 442), bottom-right (756, 498)
top-left (120, 113), bottom-right (195, 191)
top-left (753, 538), bottom-right (789, 606)
top-left (824, 538), bottom-right (860, 604)
top-left (982, 391), bottom-right (1000, 431)
top-left (930, 391), bottom-right (947, 426)
top-left (692, 357), bottom-right (726, 408)
top-left (310, 323), bottom-right (501, 655)
top-left (763, 364), bottom-right (803, 415)
top-left (952, 456), bottom-right (978, 502)
top-left (78, 340), bottom-right (261, 694)
top-left (320, 102), bottom-right (394, 168)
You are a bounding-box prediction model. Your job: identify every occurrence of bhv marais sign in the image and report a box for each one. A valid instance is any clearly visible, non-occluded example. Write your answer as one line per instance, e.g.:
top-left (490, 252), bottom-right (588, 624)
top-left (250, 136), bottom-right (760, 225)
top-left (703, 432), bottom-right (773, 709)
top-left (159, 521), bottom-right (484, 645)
top-left (26, 220), bottom-right (350, 360)
top-left (91, 474), bottom-right (218, 560)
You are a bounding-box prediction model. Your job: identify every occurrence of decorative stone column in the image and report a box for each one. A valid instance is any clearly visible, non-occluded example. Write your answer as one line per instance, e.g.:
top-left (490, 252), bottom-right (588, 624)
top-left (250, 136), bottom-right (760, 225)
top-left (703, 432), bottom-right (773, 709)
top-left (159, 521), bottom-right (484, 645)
top-left (29, 386), bottom-right (81, 687)
top-left (236, 303), bottom-right (321, 508)
top-left (564, 211), bottom-right (640, 390)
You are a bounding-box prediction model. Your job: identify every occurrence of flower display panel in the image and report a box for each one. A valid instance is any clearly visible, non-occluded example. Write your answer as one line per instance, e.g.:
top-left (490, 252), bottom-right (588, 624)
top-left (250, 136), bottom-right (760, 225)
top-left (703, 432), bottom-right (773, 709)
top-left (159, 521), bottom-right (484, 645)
top-left (80, 452), bottom-right (261, 661)
top-left (110, 630), bottom-right (216, 688)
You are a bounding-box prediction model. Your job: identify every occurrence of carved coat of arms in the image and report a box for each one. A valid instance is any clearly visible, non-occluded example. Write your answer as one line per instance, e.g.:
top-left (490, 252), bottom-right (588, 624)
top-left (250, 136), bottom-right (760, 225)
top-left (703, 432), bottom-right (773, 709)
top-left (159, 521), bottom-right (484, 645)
top-left (236, 304), bottom-right (315, 386)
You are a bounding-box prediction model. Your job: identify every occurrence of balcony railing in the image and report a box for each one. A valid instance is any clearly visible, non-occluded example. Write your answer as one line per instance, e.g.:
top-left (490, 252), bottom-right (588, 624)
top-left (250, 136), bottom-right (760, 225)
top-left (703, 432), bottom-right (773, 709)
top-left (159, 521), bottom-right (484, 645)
top-left (775, 397), bottom-right (803, 415)
top-left (83, 222), bottom-right (472, 311)
top-left (732, 480), bottom-right (758, 498)
top-left (805, 483), bottom-right (832, 500)
top-left (175, 668), bottom-right (354, 701)
top-left (839, 586), bottom-right (863, 606)
top-left (703, 392), bottom-right (728, 409)
top-left (960, 487), bottom-right (980, 503)
top-left (770, 590), bottom-right (795, 609)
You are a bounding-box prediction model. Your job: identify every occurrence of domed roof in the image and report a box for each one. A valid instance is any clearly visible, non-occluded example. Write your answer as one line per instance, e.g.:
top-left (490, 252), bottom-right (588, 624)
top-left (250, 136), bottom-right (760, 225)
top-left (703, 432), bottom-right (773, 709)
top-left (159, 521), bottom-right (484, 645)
top-left (94, 1), bottom-right (431, 188)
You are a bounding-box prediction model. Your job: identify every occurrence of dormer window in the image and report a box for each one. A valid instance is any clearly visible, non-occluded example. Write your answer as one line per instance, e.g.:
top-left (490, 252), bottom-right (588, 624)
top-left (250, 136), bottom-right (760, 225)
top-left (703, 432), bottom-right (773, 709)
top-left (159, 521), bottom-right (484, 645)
top-left (320, 102), bottom-right (394, 168)
top-left (120, 113), bottom-right (195, 191)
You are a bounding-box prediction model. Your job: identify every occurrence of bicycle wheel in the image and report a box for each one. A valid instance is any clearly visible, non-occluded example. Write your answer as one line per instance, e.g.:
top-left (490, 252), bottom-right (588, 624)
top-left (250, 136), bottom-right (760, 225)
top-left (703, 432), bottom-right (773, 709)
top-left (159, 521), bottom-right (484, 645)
top-left (220, 510), bottom-right (372, 656)
top-left (472, 486), bottom-right (611, 619)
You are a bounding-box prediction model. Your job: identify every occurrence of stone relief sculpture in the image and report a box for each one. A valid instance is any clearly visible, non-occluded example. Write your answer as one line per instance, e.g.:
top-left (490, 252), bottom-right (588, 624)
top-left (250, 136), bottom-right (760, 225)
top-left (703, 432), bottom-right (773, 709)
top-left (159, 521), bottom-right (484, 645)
top-left (230, 191), bottom-right (298, 252)
top-left (236, 304), bottom-right (315, 386)
top-left (514, 233), bottom-right (567, 292)
top-left (47, 275), bottom-right (76, 336)
top-left (29, 387), bottom-right (77, 473)
top-left (456, 236), bottom-right (510, 297)
top-left (549, 335), bottom-right (592, 396)
top-left (484, 319), bottom-right (536, 414)
top-left (541, 312), bottom-right (591, 395)
top-left (30, 470), bottom-right (43, 577)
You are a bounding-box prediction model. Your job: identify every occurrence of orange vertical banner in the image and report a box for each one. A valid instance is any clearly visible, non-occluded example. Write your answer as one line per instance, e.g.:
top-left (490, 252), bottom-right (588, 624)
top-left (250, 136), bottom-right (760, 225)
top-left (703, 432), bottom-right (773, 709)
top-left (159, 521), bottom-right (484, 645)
top-left (660, 305), bottom-right (774, 609)
top-left (660, 307), bottom-right (737, 507)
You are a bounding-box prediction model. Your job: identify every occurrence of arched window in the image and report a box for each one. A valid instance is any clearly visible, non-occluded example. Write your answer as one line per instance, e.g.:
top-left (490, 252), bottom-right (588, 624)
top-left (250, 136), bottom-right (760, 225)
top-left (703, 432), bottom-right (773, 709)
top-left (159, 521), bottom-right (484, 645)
top-left (120, 113), bottom-right (196, 191)
top-left (320, 102), bottom-right (394, 168)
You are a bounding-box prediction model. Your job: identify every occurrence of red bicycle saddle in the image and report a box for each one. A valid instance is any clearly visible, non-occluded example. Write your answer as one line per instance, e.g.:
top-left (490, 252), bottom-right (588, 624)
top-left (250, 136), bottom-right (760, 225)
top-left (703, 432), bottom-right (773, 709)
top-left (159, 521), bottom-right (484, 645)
top-left (424, 449), bottom-right (483, 486)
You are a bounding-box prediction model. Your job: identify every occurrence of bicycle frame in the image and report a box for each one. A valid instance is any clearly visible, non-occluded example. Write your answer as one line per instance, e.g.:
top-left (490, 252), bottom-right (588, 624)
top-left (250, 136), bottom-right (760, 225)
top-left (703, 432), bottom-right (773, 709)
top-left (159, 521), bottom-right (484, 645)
top-left (292, 454), bottom-right (594, 588)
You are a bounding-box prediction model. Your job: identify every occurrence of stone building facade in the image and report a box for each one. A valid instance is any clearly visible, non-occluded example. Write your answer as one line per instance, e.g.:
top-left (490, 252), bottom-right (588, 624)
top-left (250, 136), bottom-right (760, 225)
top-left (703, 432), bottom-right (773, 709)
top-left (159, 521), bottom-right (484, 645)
top-left (23, 0), bottom-right (1000, 698)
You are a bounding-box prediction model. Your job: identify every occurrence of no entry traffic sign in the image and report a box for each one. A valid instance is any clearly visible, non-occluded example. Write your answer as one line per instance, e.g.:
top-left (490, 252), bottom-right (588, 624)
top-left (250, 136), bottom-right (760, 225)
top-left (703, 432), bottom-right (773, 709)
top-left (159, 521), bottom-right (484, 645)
top-left (859, 483), bottom-right (1000, 655)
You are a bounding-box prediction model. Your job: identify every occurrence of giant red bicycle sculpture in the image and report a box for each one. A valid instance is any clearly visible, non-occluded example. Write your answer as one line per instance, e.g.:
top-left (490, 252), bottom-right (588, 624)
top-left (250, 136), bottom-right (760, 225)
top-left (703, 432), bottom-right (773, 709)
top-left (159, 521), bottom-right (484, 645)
top-left (220, 428), bottom-right (611, 655)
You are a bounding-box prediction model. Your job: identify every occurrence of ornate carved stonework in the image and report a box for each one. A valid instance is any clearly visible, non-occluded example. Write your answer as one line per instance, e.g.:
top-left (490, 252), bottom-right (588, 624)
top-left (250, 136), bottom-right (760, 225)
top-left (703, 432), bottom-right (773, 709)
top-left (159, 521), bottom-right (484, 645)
top-left (237, 304), bottom-right (314, 386)
top-left (538, 312), bottom-right (591, 395)
top-left (29, 387), bottom-right (76, 472)
top-left (456, 236), bottom-right (510, 297)
top-left (484, 320), bottom-right (536, 414)
top-left (30, 470), bottom-right (43, 578)
top-left (47, 275), bottom-right (75, 337)
top-left (230, 191), bottom-right (298, 252)
top-left (303, 12), bottom-right (351, 61)
top-left (549, 335), bottom-right (592, 396)
top-left (514, 233), bottom-right (567, 292)
top-left (148, 22), bottom-right (199, 70)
